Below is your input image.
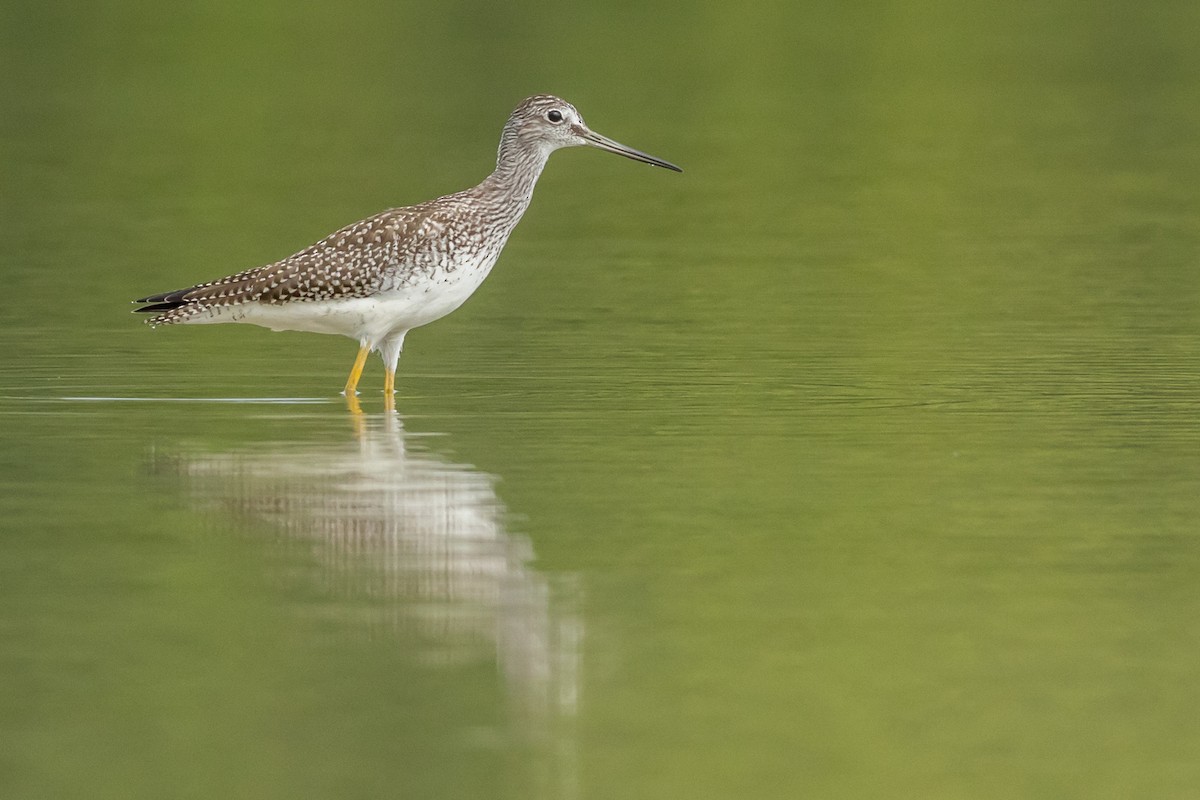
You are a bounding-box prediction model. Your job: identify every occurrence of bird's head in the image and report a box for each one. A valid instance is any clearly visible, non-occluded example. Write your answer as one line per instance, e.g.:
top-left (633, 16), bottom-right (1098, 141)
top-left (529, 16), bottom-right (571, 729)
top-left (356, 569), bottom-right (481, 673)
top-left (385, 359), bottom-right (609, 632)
top-left (500, 94), bottom-right (682, 172)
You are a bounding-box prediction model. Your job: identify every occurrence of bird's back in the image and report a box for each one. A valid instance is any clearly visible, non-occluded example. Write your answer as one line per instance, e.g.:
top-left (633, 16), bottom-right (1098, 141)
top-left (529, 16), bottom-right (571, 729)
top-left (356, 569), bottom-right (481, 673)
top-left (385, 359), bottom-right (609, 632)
top-left (135, 189), bottom-right (504, 328)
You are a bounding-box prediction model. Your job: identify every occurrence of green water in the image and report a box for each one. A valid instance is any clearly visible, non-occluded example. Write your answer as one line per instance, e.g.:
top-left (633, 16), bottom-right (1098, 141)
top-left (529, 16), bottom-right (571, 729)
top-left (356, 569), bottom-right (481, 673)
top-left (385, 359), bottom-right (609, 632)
top-left (4, 1), bottom-right (1200, 797)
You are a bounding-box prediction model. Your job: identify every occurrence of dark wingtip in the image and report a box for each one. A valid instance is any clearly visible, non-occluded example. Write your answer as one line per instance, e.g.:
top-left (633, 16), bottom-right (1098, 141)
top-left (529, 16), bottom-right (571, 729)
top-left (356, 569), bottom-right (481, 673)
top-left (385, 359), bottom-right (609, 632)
top-left (133, 302), bottom-right (186, 314)
top-left (132, 288), bottom-right (191, 314)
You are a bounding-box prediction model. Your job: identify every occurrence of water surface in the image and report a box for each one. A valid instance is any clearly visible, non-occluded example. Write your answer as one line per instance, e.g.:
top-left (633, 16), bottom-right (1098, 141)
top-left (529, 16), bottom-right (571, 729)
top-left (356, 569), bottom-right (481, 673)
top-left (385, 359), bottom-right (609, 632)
top-left (3, 1), bottom-right (1200, 798)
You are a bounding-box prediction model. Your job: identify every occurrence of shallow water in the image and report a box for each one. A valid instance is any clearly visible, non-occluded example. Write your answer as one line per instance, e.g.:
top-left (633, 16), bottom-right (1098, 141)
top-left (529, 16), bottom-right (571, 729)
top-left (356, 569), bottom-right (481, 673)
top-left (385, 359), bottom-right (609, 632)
top-left (3, 1), bottom-right (1200, 798)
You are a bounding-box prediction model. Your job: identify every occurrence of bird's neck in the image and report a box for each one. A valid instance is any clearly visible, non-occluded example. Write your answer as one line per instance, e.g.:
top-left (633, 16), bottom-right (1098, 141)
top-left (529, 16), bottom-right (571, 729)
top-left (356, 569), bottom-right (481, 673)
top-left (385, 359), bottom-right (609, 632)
top-left (479, 133), bottom-right (552, 215)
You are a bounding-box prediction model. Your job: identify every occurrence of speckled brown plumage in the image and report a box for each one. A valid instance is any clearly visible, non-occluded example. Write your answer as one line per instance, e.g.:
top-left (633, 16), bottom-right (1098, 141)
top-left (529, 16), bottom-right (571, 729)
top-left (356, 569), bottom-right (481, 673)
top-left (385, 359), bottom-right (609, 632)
top-left (137, 194), bottom-right (520, 321)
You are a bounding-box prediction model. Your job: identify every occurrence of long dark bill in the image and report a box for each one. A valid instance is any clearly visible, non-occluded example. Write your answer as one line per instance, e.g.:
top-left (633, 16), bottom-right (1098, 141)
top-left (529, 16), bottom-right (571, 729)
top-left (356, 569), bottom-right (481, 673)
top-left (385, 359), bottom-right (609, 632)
top-left (581, 129), bottom-right (683, 172)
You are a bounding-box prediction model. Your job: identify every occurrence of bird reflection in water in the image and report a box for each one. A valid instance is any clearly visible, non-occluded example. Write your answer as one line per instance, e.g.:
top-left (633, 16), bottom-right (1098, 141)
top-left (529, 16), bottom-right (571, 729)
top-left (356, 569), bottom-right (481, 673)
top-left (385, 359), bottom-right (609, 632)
top-left (161, 412), bottom-right (581, 798)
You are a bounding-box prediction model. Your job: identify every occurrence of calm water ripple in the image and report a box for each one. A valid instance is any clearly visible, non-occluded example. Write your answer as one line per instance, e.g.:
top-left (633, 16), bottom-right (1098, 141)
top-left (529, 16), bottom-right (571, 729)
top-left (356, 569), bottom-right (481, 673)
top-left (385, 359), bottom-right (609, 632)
top-left (4, 2), bottom-right (1200, 798)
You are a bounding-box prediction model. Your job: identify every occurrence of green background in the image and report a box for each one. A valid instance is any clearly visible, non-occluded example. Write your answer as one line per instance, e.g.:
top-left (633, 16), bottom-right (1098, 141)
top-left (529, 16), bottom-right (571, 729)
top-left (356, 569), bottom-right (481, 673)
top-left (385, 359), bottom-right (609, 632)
top-left (3, 1), bottom-right (1200, 797)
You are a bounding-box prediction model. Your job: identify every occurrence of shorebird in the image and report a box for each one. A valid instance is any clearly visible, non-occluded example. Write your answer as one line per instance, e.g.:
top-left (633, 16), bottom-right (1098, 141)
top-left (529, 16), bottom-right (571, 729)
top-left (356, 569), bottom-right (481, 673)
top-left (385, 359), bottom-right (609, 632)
top-left (134, 94), bottom-right (681, 407)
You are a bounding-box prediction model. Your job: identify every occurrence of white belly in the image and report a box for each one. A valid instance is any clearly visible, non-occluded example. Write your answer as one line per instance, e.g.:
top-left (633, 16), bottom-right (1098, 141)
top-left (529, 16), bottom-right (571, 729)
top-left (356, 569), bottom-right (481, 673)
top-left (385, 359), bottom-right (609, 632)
top-left (184, 266), bottom-right (492, 345)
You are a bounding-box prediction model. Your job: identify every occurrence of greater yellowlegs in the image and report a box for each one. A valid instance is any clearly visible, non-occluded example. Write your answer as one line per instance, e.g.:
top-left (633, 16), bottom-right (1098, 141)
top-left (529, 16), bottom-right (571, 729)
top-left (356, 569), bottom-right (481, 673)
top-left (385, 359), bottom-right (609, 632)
top-left (135, 94), bottom-right (681, 405)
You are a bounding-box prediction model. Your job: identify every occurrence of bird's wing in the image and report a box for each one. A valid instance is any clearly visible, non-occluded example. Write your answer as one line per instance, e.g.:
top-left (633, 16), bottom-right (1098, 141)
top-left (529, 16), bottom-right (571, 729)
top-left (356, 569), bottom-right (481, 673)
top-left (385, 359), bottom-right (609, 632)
top-left (252, 201), bottom-right (479, 304)
top-left (252, 209), bottom-right (412, 305)
top-left (135, 202), bottom-right (472, 323)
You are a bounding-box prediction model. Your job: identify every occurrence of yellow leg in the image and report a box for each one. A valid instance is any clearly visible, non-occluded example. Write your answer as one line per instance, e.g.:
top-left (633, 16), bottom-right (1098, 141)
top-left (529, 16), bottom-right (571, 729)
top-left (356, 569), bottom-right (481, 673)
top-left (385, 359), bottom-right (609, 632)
top-left (383, 369), bottom-right (396, 413)
top-left (343, 344), bottom-right (370, 396)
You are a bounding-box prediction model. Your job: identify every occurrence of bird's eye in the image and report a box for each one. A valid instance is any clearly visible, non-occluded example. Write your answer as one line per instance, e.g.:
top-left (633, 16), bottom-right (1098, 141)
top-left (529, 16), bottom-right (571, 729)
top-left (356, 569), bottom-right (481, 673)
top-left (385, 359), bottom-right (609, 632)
top-left (546, 110), bottom-right (563, 123)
